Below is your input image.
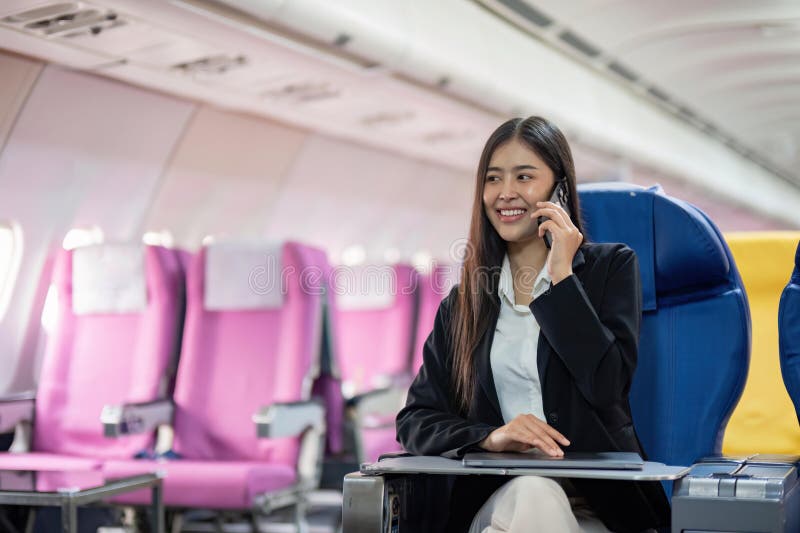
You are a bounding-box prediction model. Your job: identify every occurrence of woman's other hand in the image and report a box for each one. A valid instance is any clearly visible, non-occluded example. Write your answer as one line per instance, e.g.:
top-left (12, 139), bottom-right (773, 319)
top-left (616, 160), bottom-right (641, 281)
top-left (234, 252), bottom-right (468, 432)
top-left (479, 414), bottom-right (570, 456)
top-left (531, 201), bottom-right (583, 284)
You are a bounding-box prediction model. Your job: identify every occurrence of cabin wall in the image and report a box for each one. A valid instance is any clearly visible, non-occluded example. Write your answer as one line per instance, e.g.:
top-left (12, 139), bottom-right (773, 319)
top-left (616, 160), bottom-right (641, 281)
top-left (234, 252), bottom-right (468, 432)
top-left (0, 50), bottom-right (472, 394)
top-left (0, 56), bottom-right (195, 393)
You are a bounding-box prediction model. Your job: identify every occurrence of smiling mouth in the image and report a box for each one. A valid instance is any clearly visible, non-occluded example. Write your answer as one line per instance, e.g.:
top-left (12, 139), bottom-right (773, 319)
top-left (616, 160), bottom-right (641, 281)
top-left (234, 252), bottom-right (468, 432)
top-left (496, 208), bottom-right (528, 222)
top-left (498, 208), bottom-right (527, 217)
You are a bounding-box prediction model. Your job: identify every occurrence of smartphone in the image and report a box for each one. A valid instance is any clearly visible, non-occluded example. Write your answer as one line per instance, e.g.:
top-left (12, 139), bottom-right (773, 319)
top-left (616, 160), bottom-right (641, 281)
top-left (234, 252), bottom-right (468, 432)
top-left (538, 180), bottom-right (570, 249)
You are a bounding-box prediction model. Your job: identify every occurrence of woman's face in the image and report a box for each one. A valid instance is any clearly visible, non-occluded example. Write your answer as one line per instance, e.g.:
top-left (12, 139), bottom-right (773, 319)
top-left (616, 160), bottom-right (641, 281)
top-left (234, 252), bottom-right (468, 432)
top-left (482, 138), bottom-right (557, 244)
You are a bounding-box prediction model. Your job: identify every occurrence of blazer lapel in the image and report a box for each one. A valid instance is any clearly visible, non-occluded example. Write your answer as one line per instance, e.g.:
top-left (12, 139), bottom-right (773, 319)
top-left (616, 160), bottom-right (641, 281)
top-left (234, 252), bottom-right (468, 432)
top-left (536, 246), bottom-right (587, 384)
top-left (571, 247), bottom-right (586, 272)
top-left (474, 297), bottom-right (503, 421)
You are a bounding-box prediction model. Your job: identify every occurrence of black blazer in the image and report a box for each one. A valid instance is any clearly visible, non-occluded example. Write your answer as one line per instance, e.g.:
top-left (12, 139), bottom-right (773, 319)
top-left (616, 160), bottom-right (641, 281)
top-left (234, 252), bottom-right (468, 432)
top-left (396, 242), bottom-right (670, 533)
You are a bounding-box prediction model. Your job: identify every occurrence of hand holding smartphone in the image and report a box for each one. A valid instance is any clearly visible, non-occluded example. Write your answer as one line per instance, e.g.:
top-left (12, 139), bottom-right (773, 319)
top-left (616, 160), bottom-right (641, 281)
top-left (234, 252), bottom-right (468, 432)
top-left (537, 181), bottom-right (571, 249)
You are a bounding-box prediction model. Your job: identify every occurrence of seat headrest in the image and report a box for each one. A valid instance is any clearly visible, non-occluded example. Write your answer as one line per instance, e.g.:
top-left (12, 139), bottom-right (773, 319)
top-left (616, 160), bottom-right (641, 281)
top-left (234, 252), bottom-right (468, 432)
top-left (203, 240), bottom-right (285, 311)
top-left (334, 264), bottom-right (417, 311)
top-left (72, 244), bottom-right (147, 314)
top-left (579, 183), bottom-right (730, 310)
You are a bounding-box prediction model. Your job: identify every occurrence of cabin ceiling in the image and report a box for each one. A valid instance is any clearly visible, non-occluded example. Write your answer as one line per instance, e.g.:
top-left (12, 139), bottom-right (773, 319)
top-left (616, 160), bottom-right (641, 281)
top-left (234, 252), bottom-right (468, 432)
top-left (0, 0), bottom-right (500, 173)
top-left (493, 0), bottom-right (800, 184)
top-left (0, 0), bottom-right (798, 227)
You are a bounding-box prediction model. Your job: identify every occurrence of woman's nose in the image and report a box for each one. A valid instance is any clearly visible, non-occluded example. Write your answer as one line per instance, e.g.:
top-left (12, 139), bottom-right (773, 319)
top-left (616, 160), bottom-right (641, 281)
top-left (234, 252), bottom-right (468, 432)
top-left (499, 178), bottom-right (517, 200)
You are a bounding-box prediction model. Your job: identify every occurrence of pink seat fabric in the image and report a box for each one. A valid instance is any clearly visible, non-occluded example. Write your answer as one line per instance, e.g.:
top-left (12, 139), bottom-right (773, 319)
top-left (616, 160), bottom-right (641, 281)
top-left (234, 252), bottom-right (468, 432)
top-left (334, 264), bottom-right (419, 396)
top-left (293, 244), bottom-right (344, 454)
top-left (103, 459), bottom-right (296, 509)
top-left (332, 264), bottom-right (419, 462)
top-left (361, 428), bottom-right (405, 464)
top-left (35, 470), bottom-right (108, 492)
top-left (112, 241), bottom-right (329, 509)
top-left (0, 452), bottom-right (101, 471)
top-left (1, 244), bottom-right (184, 469)
top-left (412, 264), bottom-right (459, 373)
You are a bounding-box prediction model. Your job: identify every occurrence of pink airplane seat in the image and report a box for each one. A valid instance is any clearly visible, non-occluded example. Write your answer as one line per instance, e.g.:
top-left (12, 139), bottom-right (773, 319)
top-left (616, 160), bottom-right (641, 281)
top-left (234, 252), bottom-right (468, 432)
top-left (0, 244), bottom-right (185, 471)
top-left (332, 263), bottom-right (419, 463)
top-left (103, 240), bottom-right (328, 523)
top-left (412, 263), bottom-right (460, 374)
top-left (299, 245), bottom-right (344, 456)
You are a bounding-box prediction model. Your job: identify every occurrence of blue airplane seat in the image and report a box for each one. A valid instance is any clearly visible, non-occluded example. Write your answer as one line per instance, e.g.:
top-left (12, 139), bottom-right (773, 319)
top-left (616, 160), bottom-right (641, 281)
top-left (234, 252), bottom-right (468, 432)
top-left (779, 240), bottom-right (800, 425)
top-left (577, 183), bottom-right (751, 468)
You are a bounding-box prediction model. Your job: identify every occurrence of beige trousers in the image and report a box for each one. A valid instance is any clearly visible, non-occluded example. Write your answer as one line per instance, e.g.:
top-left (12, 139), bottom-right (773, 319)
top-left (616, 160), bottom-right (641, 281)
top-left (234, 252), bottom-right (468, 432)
top-left (468, 476), bottom-right (613, 533)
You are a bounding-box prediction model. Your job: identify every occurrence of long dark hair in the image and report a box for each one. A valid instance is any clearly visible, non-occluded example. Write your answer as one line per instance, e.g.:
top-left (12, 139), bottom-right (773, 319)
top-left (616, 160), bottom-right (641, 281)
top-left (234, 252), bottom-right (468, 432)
top-left (451, 116), bottom-right (586, 413)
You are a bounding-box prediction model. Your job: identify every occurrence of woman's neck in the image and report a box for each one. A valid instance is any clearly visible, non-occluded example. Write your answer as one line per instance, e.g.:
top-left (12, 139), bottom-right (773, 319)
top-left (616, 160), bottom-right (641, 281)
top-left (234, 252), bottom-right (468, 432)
top-left (507, 239), bottom-right (548, 275)
top-left (506, 240), bottom-right (549, 305)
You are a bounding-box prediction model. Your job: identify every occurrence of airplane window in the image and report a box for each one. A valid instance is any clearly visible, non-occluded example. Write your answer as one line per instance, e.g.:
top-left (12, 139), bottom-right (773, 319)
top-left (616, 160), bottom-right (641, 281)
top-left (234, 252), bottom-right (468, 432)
top-left (40, 283), bottom-right (58, 334)
top-left (62, 226), bottom-right (103, 250)
top-left (39, 225), bottom-right (104, 331)
top-left (0, 221), bottom-right (23, 322)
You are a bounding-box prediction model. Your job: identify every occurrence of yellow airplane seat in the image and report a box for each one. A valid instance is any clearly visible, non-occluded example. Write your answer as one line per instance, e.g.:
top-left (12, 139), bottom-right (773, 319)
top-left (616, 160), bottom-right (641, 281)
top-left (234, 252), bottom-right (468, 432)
top-left (723, 231), bottom-right (800, 455)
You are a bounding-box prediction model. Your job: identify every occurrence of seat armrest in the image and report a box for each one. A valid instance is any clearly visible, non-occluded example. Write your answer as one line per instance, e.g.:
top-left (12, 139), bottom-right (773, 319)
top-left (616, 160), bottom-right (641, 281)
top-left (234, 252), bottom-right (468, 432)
top-left (253, 400), bottom-right (325, 439)
top-left (347, 386), bottom-right (407, 428)
top-left (0, 391), bottom-right (35, 434)
top-left (101, 399), bottom-right (174, 437)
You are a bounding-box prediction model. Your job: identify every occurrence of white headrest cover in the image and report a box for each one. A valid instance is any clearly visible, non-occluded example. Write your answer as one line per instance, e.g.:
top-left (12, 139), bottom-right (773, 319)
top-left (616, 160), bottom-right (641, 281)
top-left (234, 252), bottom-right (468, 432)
top-left (335, 265), bottom-right (397, 311)
top-left (204, 240), bottom-right (285, 311)
top-left (72, 244), bottom-right (147, 315)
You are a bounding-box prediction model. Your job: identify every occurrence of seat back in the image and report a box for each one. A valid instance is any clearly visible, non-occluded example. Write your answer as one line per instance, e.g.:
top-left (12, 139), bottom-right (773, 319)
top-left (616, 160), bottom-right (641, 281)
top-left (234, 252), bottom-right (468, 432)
top-left (722, 233), bottom-right (800, 454)
top-left (171, 240), bottom-right (327, 467)
top-left (779, 241), bottom-right (800, 425)
top-left (34, 244), bottom-right (184, 459)
top-left (578, 183), bottom-right (750, 467)
top-left (331, 263), bottom-right (419, 462)
top-left (300, 245), bottom-right (345, 454)
top-left (333, 264), bottom-right (419, 397)
top-left (412, 264), bottom-right (459, 374)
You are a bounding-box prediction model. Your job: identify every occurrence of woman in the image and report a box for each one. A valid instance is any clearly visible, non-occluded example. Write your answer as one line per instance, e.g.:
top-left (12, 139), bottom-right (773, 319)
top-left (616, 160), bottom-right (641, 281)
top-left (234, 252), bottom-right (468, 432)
top-left (396, 116), bottom-right (670, 532)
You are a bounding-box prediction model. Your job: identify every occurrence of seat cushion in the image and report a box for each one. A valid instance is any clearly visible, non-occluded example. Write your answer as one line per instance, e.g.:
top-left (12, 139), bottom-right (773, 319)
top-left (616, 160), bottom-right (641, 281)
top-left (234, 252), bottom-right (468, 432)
top-left (103, 459), bottom-right (296, 509)
top-left (0, 452), bottom-right (101, 471)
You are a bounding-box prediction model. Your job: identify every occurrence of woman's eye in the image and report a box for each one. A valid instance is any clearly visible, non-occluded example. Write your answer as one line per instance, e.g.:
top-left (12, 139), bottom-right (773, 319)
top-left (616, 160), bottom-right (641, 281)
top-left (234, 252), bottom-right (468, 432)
top-left (485, 175), bottom-right (500, 182)
top-left (518, 174), bottom-right (533, 180)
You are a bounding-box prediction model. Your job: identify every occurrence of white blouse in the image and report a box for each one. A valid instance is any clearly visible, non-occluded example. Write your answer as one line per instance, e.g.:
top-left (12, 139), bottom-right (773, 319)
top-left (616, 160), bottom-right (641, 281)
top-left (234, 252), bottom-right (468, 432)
top-left (490, 253), bottom-right (552, 424)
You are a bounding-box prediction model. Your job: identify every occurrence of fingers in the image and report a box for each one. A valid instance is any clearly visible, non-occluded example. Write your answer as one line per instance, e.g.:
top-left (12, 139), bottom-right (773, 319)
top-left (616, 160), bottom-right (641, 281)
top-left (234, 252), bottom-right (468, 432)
top-left (509, 426), bottom-right (561, 456)
top-left (520, 413), bottom-right (570, 445)
top-left (532, 202), bottom-right (570, 226)
top-left (518, 415), bottom-right (570, 446)
top-left (530, 207), bottom-right (567, 229)
top-left (523, 416), bottom-right (564, 456)
top-left (540, 422), bottom-right (571, 446)
top-left (537, 201), bottom-right (569, 217)
top-left (492, 416), bottom-right (572, 455)
top-left (531, 432), bottom-right (563, 457)
top-left (515, 416), bottom-right (563, 456)
top-left (536, 217), bottom-right (582, 243)
top-left (537, 220), bottom-right (557, 239)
